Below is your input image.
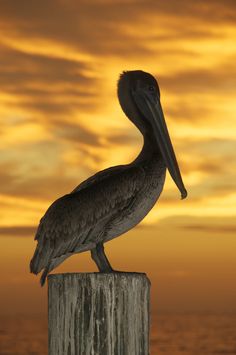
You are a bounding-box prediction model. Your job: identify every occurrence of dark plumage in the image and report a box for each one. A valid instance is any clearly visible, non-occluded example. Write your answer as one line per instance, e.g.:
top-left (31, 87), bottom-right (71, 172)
top-left (30, 70), bottom-right (187, 286)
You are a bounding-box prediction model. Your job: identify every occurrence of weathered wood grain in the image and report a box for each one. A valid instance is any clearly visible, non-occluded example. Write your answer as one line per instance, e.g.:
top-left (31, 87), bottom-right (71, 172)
top-left (48, 273), bottom-right (150, 355)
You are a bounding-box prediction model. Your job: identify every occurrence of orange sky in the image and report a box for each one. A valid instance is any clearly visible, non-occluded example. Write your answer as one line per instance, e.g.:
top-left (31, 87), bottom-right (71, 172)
top-left (0, 0), bottom-right (236, 315)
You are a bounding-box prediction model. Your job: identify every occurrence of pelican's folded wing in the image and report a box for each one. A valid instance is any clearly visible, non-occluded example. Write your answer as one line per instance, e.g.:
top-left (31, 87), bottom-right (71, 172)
top-left (30, 165), bottom-right (145, 277)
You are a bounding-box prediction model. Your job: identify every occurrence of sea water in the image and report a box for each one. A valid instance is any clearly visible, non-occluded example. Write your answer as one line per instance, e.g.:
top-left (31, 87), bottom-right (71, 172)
top-left (0, 313), bottom-right (236, 354)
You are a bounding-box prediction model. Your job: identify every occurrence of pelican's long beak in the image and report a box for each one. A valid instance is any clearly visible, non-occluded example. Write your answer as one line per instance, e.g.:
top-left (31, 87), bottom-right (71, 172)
top-left (132, 89), bottom-right (187, 199)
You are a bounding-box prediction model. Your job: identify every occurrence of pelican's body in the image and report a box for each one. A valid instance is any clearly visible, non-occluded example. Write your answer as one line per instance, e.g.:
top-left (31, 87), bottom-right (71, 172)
top-left (30, 70), bottom-right (187, 285)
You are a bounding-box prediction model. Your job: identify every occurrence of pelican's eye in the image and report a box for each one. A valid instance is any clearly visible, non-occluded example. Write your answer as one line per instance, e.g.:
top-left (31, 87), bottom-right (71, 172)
top-left (148, 85), bottom-right (155, 92)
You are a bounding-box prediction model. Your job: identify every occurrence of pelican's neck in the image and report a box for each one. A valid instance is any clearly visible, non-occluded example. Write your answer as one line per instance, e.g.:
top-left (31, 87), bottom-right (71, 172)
top-left (117, 81), bottom-right (162, 165)
top-left (134, 129), bottom-right (162, 164)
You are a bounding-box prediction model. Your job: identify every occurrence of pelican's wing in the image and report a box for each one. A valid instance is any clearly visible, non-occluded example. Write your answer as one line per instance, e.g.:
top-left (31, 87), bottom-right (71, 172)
top-left (30, 165), bottom-right (145, 281)
top-left (71, 164), bottom-right (126, 193)
top-left (31, 193), bottom-right (88, 268)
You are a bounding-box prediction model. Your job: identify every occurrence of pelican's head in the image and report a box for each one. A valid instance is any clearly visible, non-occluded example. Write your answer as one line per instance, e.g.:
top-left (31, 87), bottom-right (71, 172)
top-left (118, 70), bottom-right (187, 199)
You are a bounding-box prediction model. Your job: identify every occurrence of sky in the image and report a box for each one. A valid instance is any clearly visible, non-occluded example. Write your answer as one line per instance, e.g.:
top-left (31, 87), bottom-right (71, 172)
top-left (0, 0), bottom-right (236, 315)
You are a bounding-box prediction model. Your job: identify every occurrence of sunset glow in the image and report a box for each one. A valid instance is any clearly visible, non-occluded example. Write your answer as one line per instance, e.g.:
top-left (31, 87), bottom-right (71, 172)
top-left (0, 0), bottom-right (236, 316)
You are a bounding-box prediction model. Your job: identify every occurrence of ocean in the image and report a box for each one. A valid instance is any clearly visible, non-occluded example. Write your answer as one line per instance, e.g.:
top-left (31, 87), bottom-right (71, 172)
top-left (0, 313), bottom-right (236, 354)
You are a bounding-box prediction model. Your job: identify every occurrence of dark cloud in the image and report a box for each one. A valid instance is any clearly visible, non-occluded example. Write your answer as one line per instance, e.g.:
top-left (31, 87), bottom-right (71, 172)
top-left (164, 103), bottom-right (212, 123)
top-left (182, 224), bottom-right (236, 234)
top-left (0, 169), bottom-right (86, 201)
top-left (159, 62), bottom-right (236, 96)
top-left (0, 1), bottom-right (147, 57)
top-left (0, 0), bottom-right (235, 129)
top-left (107, 130), bottom-right (140, 145)
top-left (0, 47), bottom-right (90, 86)
top-left (0, 44), bottom-right (107, 151)
top-left (0, 163), bottom-right (19, 188)
top-left (161, 178), bottom-right (235, 204)
top-left (177, 156), bottom-right (226, 178)
top-left (0, 170), bottom-right (76, 200)
top-left (0, 141), bottom-right (95, 201)
top-left (157, 59), bottom-right (236, 123)
top-left (177, 138), bottom-right (236, 160)
top-left (159, 215), bottom-right (236, 232)
top-left (0, 0), bottom-right (235, 60)
top-left (176, 138), bottom-right (236, 171)
top-left (0, 226), bottom-right (36, 237)
top-left (52, 120), bottom-right (101, 146)
top-left (0, 45), bottom-right (98, 117)
top-left (156, 137), bottom-right (236, 203)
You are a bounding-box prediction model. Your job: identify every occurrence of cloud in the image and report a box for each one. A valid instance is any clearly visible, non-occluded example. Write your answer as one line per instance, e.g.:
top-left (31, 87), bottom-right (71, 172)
top-left (177, 138), bottom-right (236, 172)
top-left (154, 138), bottom-right (236, 206)
top-left (0, 0), bottom-right (235, 231)
top-left (0, 171), bottom-right (79, 200)
top-left (0, 139), bottom-right (96, 201)
top-left (0, 0), bottom-right (235, 61)
top-left (0, 226), bottom-right (36, 237)
top-left (159, 61), bottom-right (236, 96)
top-left (182, 224), bottom-right (236, 234)
top-left (156, 60), bottom-right (236, 127)
top-left (159, 215), bottom-right (236, 234)
top-left (53, 120), bottom-right (102, 146)
top-left (178, 137), bottom-right (236, 176)
top-left (0, 45), bottom-right (98, 118)
top-left (107, 130), bottom-right (140, 145)
top-left (0, 161), bottom-right (18, 182)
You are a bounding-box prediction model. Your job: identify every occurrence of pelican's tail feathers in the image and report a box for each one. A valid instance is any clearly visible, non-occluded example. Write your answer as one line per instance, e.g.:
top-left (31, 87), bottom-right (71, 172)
top-left (39, 253), bottom-right (72, 287)
top-left (40, 264), bottom-right (51, 287)
top-left (30, 243), bottom-right (51, 275)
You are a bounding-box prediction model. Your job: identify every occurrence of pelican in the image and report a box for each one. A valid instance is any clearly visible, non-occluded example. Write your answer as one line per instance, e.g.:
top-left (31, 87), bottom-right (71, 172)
top-left (30, 70), bottom-right (187, 286)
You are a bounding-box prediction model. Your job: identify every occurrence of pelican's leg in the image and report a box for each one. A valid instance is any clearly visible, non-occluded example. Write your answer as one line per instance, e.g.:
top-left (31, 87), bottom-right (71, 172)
top-left (91, 242), bottom-right (114, 272)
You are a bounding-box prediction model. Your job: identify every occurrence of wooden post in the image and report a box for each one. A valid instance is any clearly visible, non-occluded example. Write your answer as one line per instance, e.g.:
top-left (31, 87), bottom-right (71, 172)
top-left (48, 273), bottom-right (150, 355)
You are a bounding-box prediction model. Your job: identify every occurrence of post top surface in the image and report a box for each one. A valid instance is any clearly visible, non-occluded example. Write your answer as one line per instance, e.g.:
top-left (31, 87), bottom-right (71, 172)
top-left (48, 272), bottom-right (148, 277)
top-left (48, 272), bottom-right (150, 284)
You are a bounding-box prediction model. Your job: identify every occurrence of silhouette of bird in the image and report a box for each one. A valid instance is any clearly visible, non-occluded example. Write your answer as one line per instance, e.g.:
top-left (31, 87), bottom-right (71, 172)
top-left (30, 70), bottom-right (187, 286)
